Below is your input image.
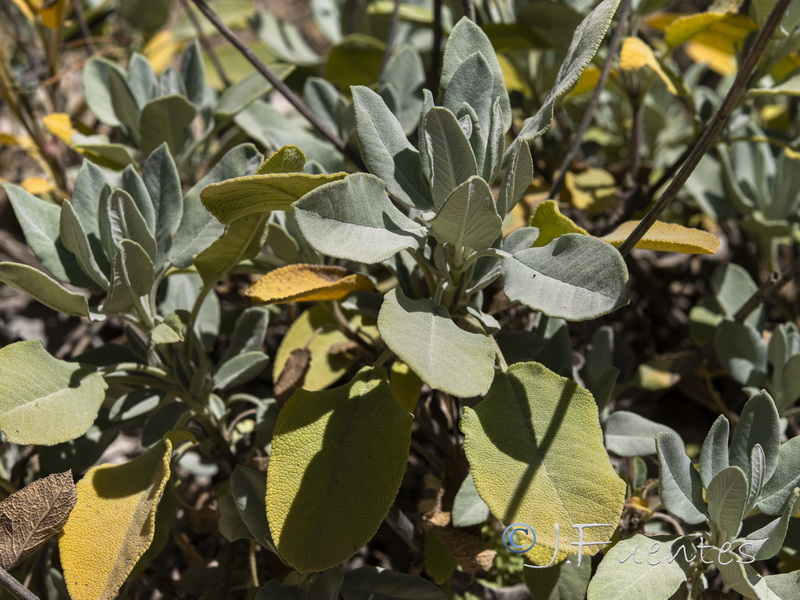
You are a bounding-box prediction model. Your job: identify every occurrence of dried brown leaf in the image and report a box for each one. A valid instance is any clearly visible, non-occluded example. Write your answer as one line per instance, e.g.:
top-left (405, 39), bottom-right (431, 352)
top-left (0, 470), bottom-right (76, 569)
top-left (274, 348), bottom-right (312, 406)
top-left (432, 527), bottom-right (496, 573)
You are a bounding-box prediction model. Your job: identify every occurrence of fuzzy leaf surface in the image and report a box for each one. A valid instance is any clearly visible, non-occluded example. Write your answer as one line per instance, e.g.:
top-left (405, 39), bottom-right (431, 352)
top-left (294, 173), bottom-right (425, 263)
top-left (266, 368), bottom-right (412, 572)
top-left (461, 362), bottom-right (625, 565)
top-left (60, 438), bottom-right (172, 600)
top-left (0, 341), bottom-right (106, 445)
top-left (378, 289), bottom-right (495, 397)
top-left (502, 234), bottom-right (629, 321)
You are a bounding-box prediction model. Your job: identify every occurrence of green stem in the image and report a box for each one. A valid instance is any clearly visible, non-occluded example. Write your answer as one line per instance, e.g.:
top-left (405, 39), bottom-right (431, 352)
top-left (457, 248), bottom-right (509, 274)
top-left (100, 363), bottom-right (177, 384)
top-left (492, 336), bottom-right (508, 373)
top-left (374, 348), bottom-right (394, 369)
top-left (433, 279), bottom-right (447, 305)
top-left (407, 249), bottom-right (437, 296)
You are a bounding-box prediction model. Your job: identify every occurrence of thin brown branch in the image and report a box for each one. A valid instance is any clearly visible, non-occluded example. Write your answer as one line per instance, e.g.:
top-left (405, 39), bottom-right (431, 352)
top-left (735, 258), bottom-right (800, 322)
top-left (0, 567), bottom-right (39, 600)
top-left (178, 0), bottom-right (231, 88)
top-left (628, 85), bottom-right (644, 187)
top-left (428, 0), bottom-right (443, 95)
top-left (618, 0), bottom-right (792, 256)
top-left (378, 0), bottom-right (401, 77)
top-left (644, 142), bottom-right (693, 203)
top-left (0, 0), bottom-right (40, 70)
top-left (547, 0), bottom-right (632, 200)
top-left (461, 0), bottom-right (476, 22)
top-left (735, 271), bottom-right (779, 322)
top-left (71, 0), bottom-right (96, 55)
top-left (188, 0), bottom-right (362, 166)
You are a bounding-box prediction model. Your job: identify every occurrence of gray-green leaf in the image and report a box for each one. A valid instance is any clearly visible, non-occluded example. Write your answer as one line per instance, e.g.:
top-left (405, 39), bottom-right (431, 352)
top-left (0, 341), bottom-right (106, 445)
top-left (231, 465), bottom-right (276, 551)
top-left (743, 488), bottom-right (800, 561)
top-left (102, 240), bottom-right (155, 315)
top-left (440, 17), bottom-right (511, 131)
top-left (429, 176), bottom-right (501, 251)
top-left (603, 411), bottom-right (678, 457)
top-left (83, 57), bottom-right (127, 126)
top-left (525, 559), bottom-right (591, 600)
top-left (497, 141), bottom-right (533, 215)
top-left (377, 288), bottom-right (495, 397)
top-left (707, 466), bottom-right (748, 541)
top-left (0, 262), bottom-right (89, 317)
top-left (293, 173), bottom-right (425, 264)
top-left (144, 144), bottom-right (183, 267)
top-left (757, 435), bottom-right (800, 515)
top-left (351, 86), bottom-right (432, 211)
top-left (340, 567), bottom-right (446, 600)
top-left (59, 201), bottom-right (109, 290)
top-left (587, 534), bottom-right (689, 600)
top-left (139, 95), bottom-right (197, 156)
top-left (213, 352), bottom-right (269, 390)
top-left (424, 107), bottom-right (478, 209)
top-left (655, 431), bottom-right (706, 524)
top-left (729, 390), bottom-right (780, 486)
top-left (99, 189), bottom-right (158, 263)
top-left (502, 234), bottom-right (629, 321)
top-left (3, 184), bottom-right (91, 288)
top-left (452, 473), bottom-right (491, 527)
top-left (441, 51), bottom-right (495, 164)
top-left (700, 415), bottom-right (730, 489)
top-left (715, 320), bottom-right (768, 387)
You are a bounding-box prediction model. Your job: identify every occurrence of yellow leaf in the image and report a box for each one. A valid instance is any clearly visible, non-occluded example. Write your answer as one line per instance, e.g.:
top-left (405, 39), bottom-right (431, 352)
top-left (772, 53), bottom-right (800, 84)
top-left (0, 132), bottom-right (35, 152)
top-left (528, 200), bottom-right (588, 247)
top-left (38, 0), bottom-right (67, 28)
top-left (656, 12), bottom-right (757, 75)
top-left (628, 496), bottom-right (651, 512)
top-left (618, 37), bottom-right (677, 94)
top-left (273, 306), bottom-right (378, 392)
top-left (200, 171), bottom-right (347, 224)
top-left (634, 359), bottom-right (681, 390)
top-left (143, 30), bottom-right (182, 74)
top-left (498, 54), bottom-right (529, 94)
top-left (685, 41), bottom-right (737, 76)
top-left (568, 65), bottom-right (601, 97)
top-left (245, 264), bottom-right (374, 304)
top-left (563, 168), bottom-right (616, 215)
top-left (43, 113), bottom-right (77, 144)
top-left (664, 12), bottom-right (729, 49)
top-left (602, 220), bottom-right (720, 254)
top-left (59, 438), bottom-right (173, 600)
top-left (390, 361), bottom-right (423, 413)
top-left (21, 177), bottom-right (54, 195)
